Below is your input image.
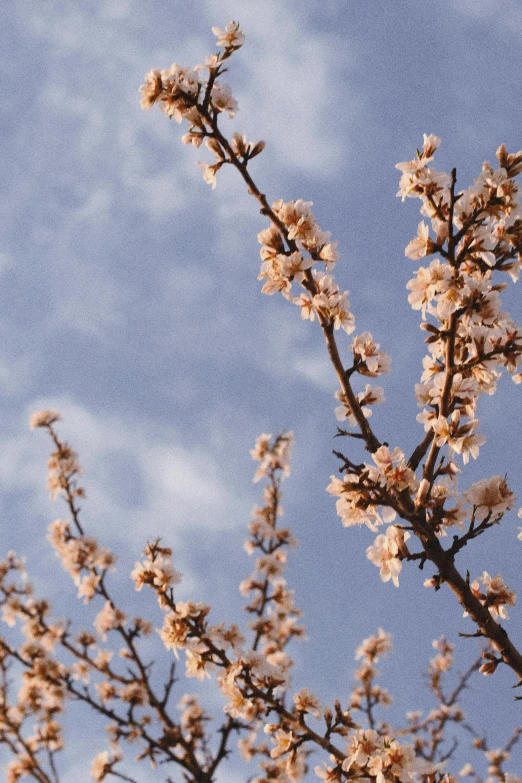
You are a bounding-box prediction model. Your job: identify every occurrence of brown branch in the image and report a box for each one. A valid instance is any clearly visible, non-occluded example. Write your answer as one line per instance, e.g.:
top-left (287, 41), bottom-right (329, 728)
top-left (204, 108), bottom-right (382, 455)
top-left (191, 115), bottom-right (522, 682)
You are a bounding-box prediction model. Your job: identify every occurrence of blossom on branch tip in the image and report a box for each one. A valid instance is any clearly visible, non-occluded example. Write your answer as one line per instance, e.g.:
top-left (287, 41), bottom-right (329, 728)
top-left (423, 133), bottom-right (442, 157)
top-left (319, 240), bottom-right (339, 266)
top-left (231, 132), bottom-right (265, 159)
top-left (250, 432), bottom-right (293, 482)
top-left (355, 628), bottom-right (392, 662)
top-left (29, 409), bottom-right (61, 429)
top-left (93, 601), bottom-right (126, 640)
top-left (212, 21), bottom-right (245, 50)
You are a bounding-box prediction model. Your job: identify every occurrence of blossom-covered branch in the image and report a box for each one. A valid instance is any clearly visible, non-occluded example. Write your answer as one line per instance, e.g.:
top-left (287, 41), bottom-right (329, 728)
top-left (1, 412), bottom-right (520, 780)
top-left (139, 22), bottom-right (522, 684)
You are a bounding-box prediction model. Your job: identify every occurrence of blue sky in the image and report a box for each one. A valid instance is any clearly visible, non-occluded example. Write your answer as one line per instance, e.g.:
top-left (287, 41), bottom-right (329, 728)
top-left (2, 0), bottom-right (522, 779)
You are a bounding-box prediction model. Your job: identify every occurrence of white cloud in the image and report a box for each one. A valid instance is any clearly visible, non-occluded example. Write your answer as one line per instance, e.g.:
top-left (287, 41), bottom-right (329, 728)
top-left (293, 353), bottom-right (337, 391)
top-left (140, 443), bottom-right (246, 536)
top-left (46, 258), bottom-right (124, 339)
top-left (5, 399), bottom-right (250, 554)
top-left (129, 170), bottom-right (187, 216)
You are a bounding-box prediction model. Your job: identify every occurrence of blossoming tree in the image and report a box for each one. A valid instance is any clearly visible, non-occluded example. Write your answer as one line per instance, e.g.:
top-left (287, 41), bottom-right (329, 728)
top-left (1, 20), bottom-right (522, 783)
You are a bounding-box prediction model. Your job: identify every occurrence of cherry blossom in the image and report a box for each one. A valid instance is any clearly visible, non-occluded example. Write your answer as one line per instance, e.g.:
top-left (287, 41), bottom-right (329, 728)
top-left (366, 526), bottom-right (411, 587)
top-left (464, 475), bottom-right (515, 521)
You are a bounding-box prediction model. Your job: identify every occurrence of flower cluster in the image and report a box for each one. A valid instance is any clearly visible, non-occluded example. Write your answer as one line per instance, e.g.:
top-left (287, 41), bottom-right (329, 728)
top-left (133, 436), bottom-right (311, 781)
top-left (48, 519), bottom-right (115, 603)
top-left (140, 23), bottom-right (242, 121)
top-left (322, 135), bottom-right (522, 607)
top-left (343, 730), bottom-right (431, 780)
top-left (45, 437), bottom-right (84, 502)
top-left (463, 475), bottom-right (515, 521)
top-left (256, 202), bottom-right (355, 333)
top-left (2, 414), bottom-right (239, 783)
top-left (140, 22), bottom-right (266, 190)
top-left (0, 553), bottom-right (67, 783)
top-left (250, 431), bottom-right (294, 483)
top-left (469, 571), bottom-right (516, 621)
top-left (366, 525), bottom-right (411, 588)
top-left (350, 629), bottom-right (393, 719)
top-left (332, 331), bottom-right (390, 427)
top-left (327, 446), bottom-right (420, 586)
top-left (327, 446), bottom-right (416, 531)
top-left (242, 433), bottom-right (304, 659)
top-left (399, 137), bottom-right (522, 468)
top-left (131, 540), bottom-right (183, 607)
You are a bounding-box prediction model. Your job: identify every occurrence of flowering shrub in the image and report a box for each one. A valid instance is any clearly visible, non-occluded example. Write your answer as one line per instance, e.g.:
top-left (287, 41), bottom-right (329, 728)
top-left (1, 20), bottom-right (522, 783)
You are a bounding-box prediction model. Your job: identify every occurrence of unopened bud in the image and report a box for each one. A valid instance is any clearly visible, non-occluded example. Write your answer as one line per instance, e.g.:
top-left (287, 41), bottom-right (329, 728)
top-left (249, 140), bottom-right (266, 158)
top-left (205, 137), bottom-right (225, 160)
